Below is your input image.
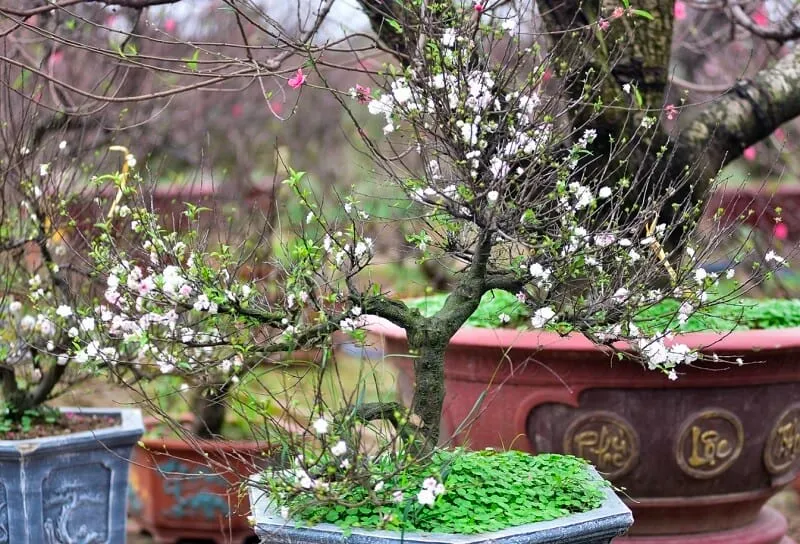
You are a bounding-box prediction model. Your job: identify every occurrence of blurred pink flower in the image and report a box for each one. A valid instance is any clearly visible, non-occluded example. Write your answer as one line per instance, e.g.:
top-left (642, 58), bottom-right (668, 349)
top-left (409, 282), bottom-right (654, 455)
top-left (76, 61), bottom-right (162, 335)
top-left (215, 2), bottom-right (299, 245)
top-left (48, 51), bottom-right (64, 67)
top-left (674, 1), bottom-right (687, 20)
top-left (288, 68), bottom-right (306, 89)
top-left (612, 7), bottom-right (625, 18)
top-left (354, 84), bottom-right (372, 105)
top-left (598, 18), bottom-right (610, 30)
top-left (474, 2), bottom-right (486, 13)
top-left (664, 104), bottom-right (679, 120)
top-left (753, 8), bottom-right (768, 26)
top-left (774, 128), bottom-right (787, 141)
top-left (164, 19), bottom-right (177, 33)
top-left (743, 146), bottom-right (757, 161)
top-left (774, 223), bottom-right (789, 240)
top-left (231, 103), bottom-right (244, 118)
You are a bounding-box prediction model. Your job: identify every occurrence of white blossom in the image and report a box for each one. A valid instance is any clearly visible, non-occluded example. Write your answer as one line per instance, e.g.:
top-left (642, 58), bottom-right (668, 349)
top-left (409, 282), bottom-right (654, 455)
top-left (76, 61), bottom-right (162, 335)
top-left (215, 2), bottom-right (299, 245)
top-left (312, 417), bottom-right (329, 435)
top-left (417, 488), bottom-right (436, 506)
top-left (441, 28), bottom-right (457, 47)
top-left (765, 250), bottom-right (787, 265)
top-left (80, 317), bottom-right (96, 331)
top-left (611, 287), bottom-right (630, 303)
top-left (531, 307), bottom-right (556, 328)
top-left (501, 18), bottom-right (517, 32)
top-left (331, 440), bottom-right (347, 456)
top-left (694, 268), bottom-right (707, 284)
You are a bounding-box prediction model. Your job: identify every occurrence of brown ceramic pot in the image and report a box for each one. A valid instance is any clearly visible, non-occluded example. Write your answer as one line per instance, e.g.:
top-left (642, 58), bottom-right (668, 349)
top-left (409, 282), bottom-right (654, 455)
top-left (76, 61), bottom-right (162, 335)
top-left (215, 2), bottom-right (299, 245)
top-left (371, 318), bottom-right (800, 542)
top-left (707, 184), bottom-right (800, 241)
top-left (128, 420), bottom-right (271, 544)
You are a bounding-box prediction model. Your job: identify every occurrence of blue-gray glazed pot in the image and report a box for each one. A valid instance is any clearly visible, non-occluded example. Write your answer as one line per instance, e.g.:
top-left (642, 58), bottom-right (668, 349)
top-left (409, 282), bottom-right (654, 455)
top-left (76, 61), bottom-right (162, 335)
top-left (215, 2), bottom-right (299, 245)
top-left (0, 407), bottom-right (144, 544)
top-left (248, 467), bottom-right (633, 544)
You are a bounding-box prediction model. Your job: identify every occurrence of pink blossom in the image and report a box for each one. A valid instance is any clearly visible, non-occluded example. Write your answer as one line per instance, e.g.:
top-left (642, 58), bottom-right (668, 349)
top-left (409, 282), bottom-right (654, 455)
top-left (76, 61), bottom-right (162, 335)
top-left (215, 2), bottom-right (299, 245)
top-left (474, 2), bottom-right (485, 13)
top-left (774, 223), bottom-right (789, 240)
top-left (664, 104), bottom-right (679, 120)
top-left (354, 84), bottom-right (372, 105)
top-left (673, 1), bottom-right (687, 20)
top-left (105, 289), bottom-right (121, 305)
top-left (288, 69), bottom-right (307, 90)
top-left (231, 103), bottom-right (244, 118)
top-left (164, 18), bottom-right (177, 33)
top-left (774, 128), bottom-right (787, 141)
top-left (49, 51), bottom-right (64, 68)
top-left (753, 8), bottom-right (768, 26)
top-left (179, 284), bottom-right (193, 297)
top-left (743, 146), bottom-right (757, 161)
top-left (138, 277), bottom-right (155, 296)
top-left (598, 18), bottom-right (610, 30)
top-left (611, 7), bottom-right (625, 19)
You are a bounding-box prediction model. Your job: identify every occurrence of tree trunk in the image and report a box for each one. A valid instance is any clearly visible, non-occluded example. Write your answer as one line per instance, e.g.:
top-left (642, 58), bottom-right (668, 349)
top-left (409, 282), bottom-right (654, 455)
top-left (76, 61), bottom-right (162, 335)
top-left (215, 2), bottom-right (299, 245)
top-left (406, 324), bottom-right (450, 446)
top-left (190, 385), bottom-right (228, 439)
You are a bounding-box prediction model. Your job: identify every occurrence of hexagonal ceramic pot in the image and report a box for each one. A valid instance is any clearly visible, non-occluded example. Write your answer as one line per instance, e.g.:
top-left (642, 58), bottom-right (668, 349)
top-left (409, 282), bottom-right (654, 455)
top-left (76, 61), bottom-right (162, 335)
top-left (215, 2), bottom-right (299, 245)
top-left (0, 407), bottom-right (144, 544)
top-left (247, 467), bottom-right (633, 544)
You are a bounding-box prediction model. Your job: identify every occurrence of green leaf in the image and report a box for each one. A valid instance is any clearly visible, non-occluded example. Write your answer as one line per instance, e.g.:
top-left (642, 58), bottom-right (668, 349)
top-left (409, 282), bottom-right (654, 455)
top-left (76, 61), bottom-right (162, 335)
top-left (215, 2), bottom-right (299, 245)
top-left (631, 9), bottom-right (654, 19)
top-left (184, 49), bottom-right (200, 72)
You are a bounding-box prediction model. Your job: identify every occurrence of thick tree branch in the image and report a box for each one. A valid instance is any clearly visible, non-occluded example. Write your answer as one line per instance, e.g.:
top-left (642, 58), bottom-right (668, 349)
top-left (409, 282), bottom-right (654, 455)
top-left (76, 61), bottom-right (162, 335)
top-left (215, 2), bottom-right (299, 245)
top-left (728, 4), bottom-right (800, 42)
top-left (361, 294), bottom-right (420, 332)
top-left (352, 0), bottom-right (413, 63)
top-left (681, 45), bottom-right (800, 170)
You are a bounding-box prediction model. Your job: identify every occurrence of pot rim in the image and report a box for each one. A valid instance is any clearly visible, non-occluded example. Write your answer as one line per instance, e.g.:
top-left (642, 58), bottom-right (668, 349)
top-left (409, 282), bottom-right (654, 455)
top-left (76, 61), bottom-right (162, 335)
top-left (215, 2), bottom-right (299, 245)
top-left (0, 406), bottom-right (144, 456)
top-left (365, 316), bottom-right (800, 354)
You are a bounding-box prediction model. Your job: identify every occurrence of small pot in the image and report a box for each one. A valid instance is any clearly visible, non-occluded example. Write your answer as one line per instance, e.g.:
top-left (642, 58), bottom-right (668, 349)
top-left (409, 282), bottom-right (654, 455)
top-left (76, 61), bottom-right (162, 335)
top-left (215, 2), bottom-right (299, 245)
top-left (128, 417), bottom-right (272, 544)
top-left (0, 407), bottom-right (143, 544)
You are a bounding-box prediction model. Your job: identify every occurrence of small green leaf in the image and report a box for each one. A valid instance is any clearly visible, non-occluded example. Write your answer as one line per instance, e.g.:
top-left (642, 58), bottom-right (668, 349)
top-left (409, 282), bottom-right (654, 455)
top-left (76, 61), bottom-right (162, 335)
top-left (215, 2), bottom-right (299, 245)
top-left (631, 9), bottom-right (654, 19)
top-left (184, 49), bottom-right (200, 72)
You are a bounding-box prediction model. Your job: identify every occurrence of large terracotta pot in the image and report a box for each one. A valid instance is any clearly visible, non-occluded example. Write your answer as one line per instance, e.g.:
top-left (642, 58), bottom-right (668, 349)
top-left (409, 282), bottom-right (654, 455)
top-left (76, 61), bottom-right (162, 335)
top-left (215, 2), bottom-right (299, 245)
top-left (707, 184), bottom-right (800, 241)
top-left (128, 425), bottom-right (271, 544)
top-left (370, 318), bottom-right (800, 543)
top-left (68, 180), bottom-right (275, 233)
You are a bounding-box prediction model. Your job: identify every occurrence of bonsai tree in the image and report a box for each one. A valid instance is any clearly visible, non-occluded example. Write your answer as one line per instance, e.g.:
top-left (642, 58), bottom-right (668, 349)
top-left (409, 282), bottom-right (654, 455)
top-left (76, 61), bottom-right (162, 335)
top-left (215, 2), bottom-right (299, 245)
top-left (6, 0), bottom-right (798, 535)
top-left (5, 0), bottom-right (795, 444)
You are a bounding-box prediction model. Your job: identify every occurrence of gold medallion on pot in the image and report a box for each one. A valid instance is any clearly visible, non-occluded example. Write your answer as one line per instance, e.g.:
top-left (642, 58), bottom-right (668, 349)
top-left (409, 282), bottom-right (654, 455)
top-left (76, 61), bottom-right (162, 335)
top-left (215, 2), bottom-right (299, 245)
top-left (563, 411), bottom-right (639, 480)
top-left (675, 408), bottom-right (744, 479)
top-left (763, 403), bottom-right (800, 475)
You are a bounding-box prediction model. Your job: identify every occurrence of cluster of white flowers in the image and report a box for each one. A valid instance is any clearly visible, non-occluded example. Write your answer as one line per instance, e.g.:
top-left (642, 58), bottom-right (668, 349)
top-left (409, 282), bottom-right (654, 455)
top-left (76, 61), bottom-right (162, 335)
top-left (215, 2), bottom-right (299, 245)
top-left (339, 306), bottom-right (367, 332)
top-left (417, 476), bottom-right (446, 506)
top-left (530, 306), bottom-right (556, 328)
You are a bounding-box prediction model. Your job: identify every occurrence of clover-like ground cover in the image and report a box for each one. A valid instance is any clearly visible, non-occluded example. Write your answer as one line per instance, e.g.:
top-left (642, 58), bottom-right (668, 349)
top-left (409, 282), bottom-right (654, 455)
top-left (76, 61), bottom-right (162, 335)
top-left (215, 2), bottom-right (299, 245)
top-left (273, 450), bottom-right (605, 534)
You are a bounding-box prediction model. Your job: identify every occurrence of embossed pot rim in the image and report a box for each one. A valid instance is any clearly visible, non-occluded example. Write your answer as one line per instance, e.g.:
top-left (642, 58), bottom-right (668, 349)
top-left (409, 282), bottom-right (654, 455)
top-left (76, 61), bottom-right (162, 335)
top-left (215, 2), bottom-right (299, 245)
top-left (0, 406), bottom-right (144, 459)
top-left (247, 467), bottom-right (633, 544)
top-left (366, 316), bottom-right (800, 355)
